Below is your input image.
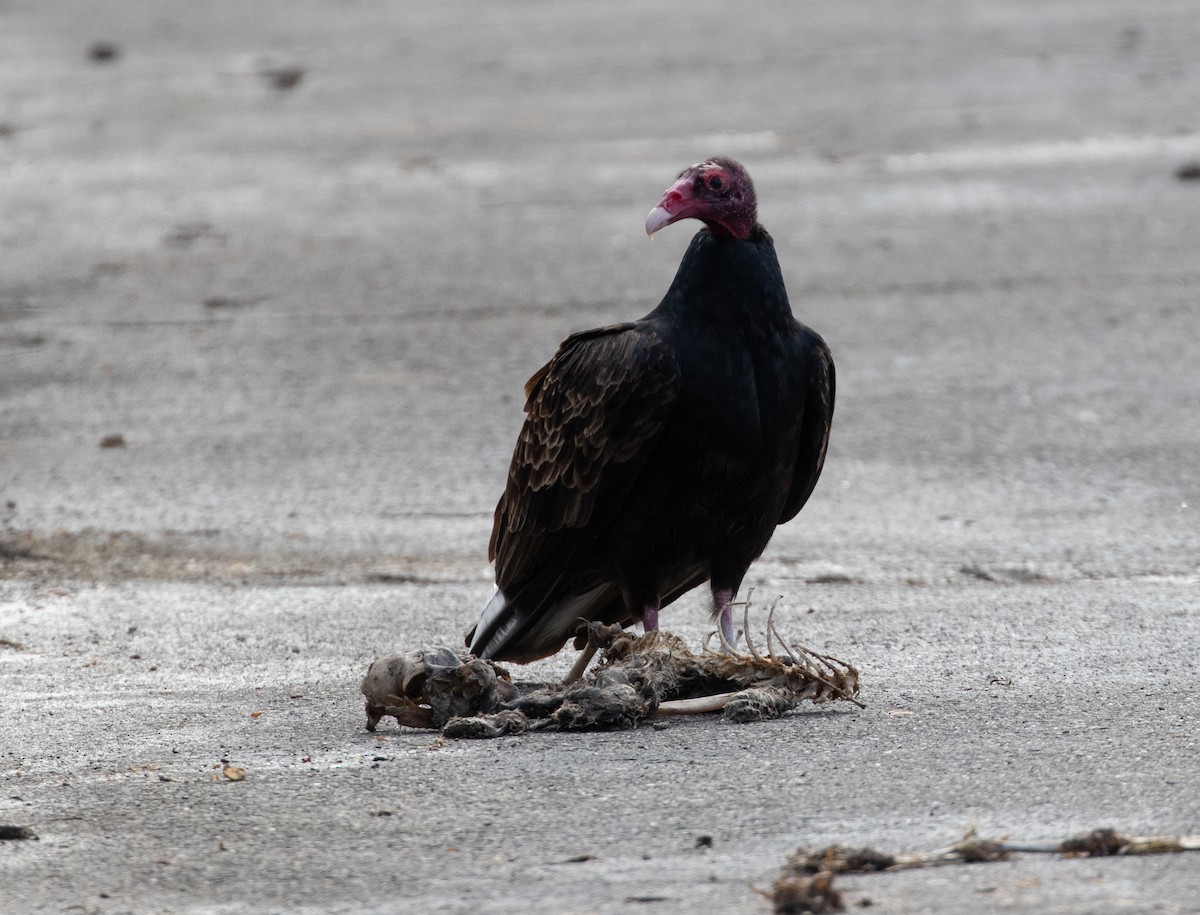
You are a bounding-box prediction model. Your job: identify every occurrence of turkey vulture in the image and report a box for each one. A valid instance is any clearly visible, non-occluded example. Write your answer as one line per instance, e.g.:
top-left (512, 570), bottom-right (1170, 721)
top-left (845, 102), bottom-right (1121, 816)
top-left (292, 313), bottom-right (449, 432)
top-left (466, 157), bottom-right (834, 669)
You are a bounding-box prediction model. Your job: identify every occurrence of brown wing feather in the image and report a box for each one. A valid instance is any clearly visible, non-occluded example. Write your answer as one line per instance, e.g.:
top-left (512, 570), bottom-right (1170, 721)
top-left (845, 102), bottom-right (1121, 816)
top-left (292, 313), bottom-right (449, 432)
top-left (490, 323), bottom-right (679, 589)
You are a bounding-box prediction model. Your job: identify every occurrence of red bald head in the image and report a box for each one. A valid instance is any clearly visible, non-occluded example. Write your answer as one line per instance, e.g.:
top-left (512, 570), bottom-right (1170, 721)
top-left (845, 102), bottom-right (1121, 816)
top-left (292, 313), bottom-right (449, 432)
top-left (644, 157), bottom-right (759, 241)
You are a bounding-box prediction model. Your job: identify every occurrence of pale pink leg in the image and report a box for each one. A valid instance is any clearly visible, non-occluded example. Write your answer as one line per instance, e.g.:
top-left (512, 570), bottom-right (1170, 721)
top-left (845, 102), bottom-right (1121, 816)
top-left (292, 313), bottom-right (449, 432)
top-left (713, 587), bottom-right (738, 649)
top-left (642, 599), bottom-right (661, 632)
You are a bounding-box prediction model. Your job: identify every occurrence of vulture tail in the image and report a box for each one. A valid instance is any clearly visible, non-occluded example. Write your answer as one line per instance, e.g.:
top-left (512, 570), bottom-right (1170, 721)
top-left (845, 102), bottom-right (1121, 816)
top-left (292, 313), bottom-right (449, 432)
top-left (467, 580), bottom-right (618, 663)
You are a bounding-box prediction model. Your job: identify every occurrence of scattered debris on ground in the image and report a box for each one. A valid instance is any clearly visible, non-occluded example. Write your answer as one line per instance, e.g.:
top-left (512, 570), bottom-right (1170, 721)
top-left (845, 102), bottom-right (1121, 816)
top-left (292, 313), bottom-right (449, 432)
top-left (1176, 161), bottom-right (1200, 180)
top-left (222, 765), bottom-right (247, 782)
top-left (260, 64), bottom-right (306, 90)
top-left (87, 42), bottom-right (120, 63)
top-left (769, 827), bottom-right (1200, 913)
top-left (770, 867), bottom-right (844, 915)
top-left (362, 604), bottom-right (862, 738)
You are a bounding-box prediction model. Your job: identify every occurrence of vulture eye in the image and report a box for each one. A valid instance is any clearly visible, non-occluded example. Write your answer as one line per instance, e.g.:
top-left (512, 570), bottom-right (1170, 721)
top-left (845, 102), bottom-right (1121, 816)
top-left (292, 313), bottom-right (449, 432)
top-left (709, 175), bottom-right (724, 190)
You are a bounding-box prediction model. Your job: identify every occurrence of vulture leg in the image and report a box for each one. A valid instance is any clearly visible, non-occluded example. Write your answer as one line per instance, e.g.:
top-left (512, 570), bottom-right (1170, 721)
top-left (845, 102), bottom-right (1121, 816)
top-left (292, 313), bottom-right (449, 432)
top-left (642, 599), bottom-right (660, 632)
top-left (714, 587), bottom-right (740, 650)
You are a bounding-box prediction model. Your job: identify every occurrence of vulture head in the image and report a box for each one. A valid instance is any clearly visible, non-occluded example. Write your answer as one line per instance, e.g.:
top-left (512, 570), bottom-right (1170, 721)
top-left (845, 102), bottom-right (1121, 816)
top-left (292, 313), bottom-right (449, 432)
top-left (644, 157), bottom-right (758, 241)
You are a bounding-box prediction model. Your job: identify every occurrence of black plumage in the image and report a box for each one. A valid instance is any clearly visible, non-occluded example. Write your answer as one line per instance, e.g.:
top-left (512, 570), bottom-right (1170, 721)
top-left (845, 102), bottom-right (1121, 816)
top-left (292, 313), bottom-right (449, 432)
top-left (467, 158), bottom-right (834, 663)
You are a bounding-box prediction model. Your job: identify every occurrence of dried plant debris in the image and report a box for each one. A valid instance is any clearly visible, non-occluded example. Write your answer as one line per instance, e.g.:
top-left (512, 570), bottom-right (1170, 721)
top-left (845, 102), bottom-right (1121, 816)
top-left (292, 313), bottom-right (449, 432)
top-left (770, 870), bottom-right (844, 914)
top-left (784, 830), bottom-right (1008, 878)
top-left (260, 64), bottom-right (306, 90)
top-left (362, 604), bottom-right (861, 738)
top-left (788, 827), bottom-right (1200, 874)
top-left (88, 42), bottom-right (120, 63)
top-left (771, 827), bottom-right (1200, 912)
top-left (1176, 161), bottom-right (1200, 181)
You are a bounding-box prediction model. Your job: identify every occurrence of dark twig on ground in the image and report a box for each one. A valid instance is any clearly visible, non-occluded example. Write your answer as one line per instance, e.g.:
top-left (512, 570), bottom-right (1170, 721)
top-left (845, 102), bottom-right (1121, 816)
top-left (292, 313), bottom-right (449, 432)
top-left (770, 827), bottom-right (1200, 913)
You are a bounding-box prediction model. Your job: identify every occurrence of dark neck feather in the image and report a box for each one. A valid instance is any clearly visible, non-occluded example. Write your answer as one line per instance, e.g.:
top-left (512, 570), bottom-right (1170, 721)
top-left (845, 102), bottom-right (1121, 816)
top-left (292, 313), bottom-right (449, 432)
top-left (652, 228), bottom-right (793, 330)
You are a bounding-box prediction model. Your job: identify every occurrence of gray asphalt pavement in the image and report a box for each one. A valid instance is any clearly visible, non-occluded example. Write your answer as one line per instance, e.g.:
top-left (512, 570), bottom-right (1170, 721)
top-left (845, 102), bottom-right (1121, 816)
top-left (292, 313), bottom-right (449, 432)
top-left (2, 1), bottom-right (1199, 912)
